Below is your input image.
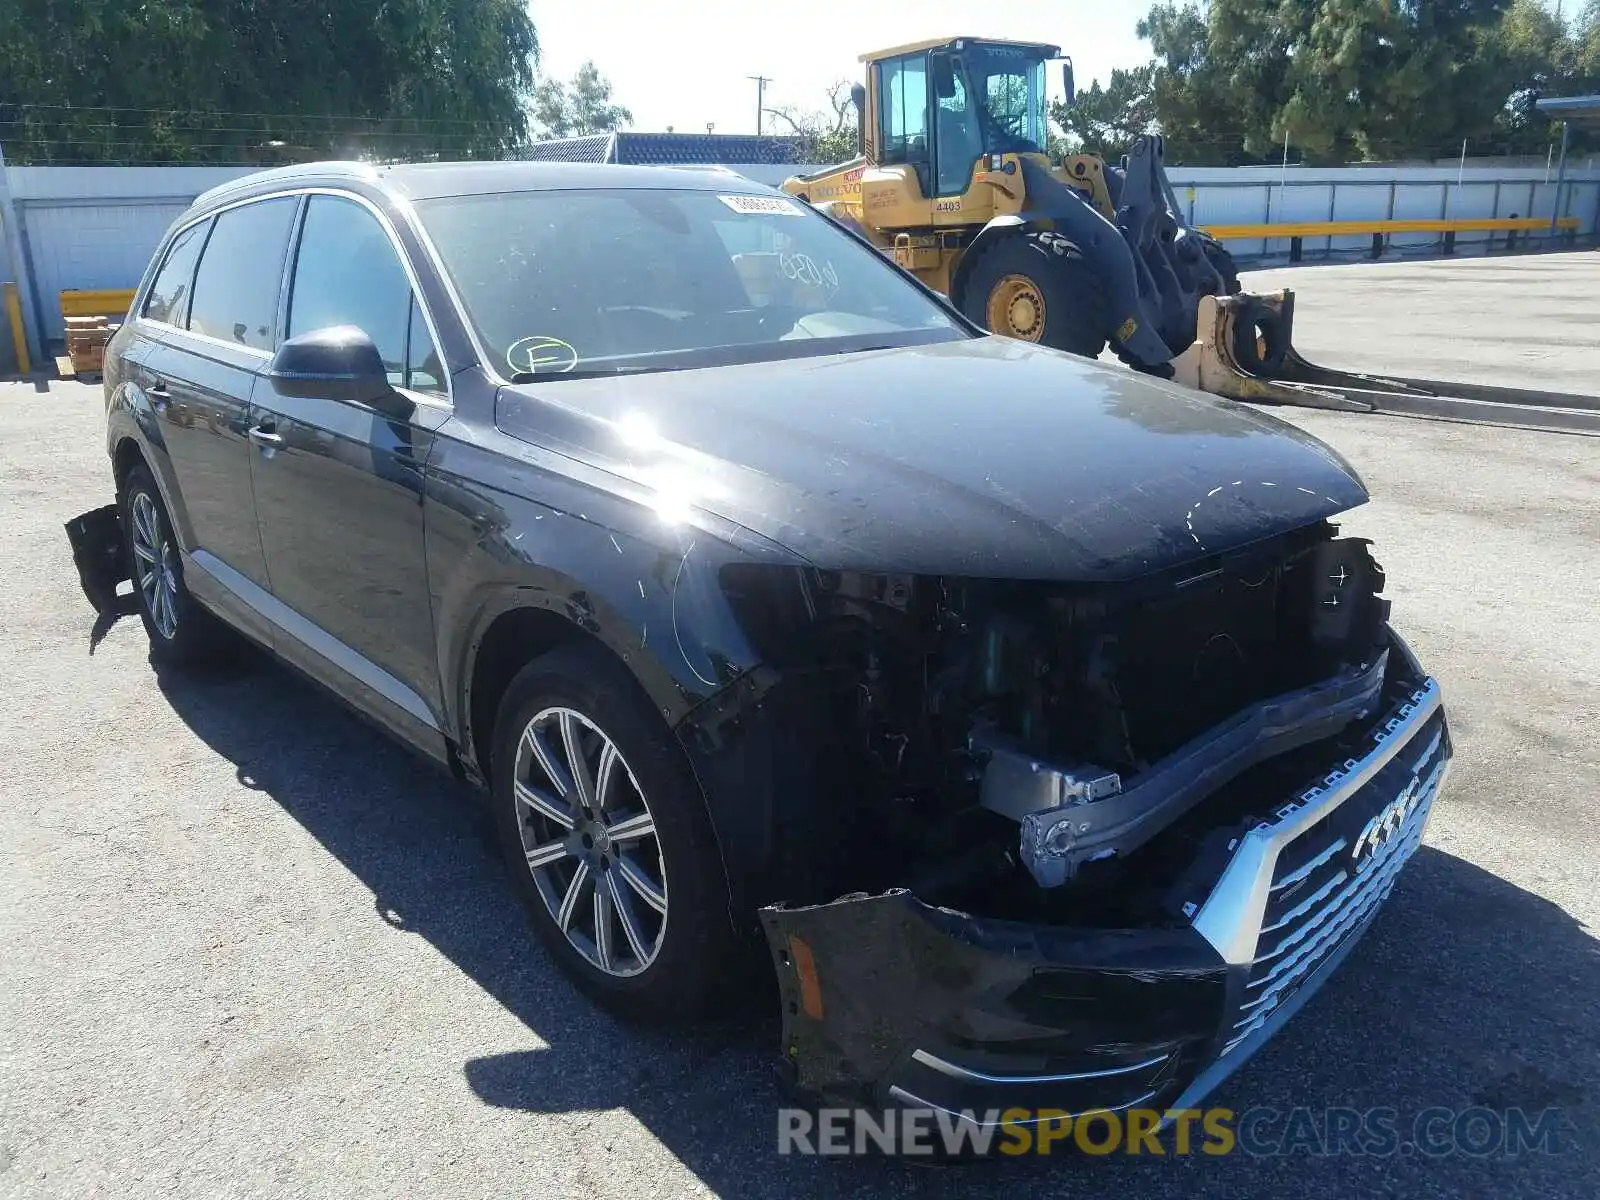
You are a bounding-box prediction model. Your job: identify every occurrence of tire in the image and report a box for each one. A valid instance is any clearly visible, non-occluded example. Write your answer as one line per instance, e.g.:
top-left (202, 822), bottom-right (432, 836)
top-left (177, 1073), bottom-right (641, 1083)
top-left (119, 463), bottom-right (229, 665)
top-left (490, 642), bottom-right (736, 1021)
top-left (960, 231), bottom-right (1109, 360)
top-left (1200, 236), bottom-right (1241, 295)
top-left (1230, 299), bottom-right (1290, 375)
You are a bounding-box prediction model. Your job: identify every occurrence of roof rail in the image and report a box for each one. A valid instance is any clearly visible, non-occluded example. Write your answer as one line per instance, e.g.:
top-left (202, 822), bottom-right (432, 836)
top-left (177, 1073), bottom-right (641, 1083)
top-left (191, 160), bottom-right (379, 209)
top-left (650, 163), bottom-right (743, 175)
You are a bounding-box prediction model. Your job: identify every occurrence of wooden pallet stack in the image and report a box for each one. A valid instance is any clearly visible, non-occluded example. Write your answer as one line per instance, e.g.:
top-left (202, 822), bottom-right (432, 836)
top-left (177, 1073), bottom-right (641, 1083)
top-left (57, 315), bottom-right (116, 379)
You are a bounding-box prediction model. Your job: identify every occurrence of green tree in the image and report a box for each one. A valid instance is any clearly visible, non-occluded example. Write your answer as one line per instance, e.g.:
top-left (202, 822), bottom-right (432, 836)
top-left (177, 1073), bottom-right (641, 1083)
top-left (1049, 64), bottom-right (1158, 159)
top-left (1491, 0), bottom-right (1600, 155)
top-left (531, 61), bottom-right (632, 139)
top-left (0, 0), bottom-right (539, 163)
top-left (1138, 1), bottom-right (1265, 164)
top-left (1138, 0), bottom-right (1520, 165)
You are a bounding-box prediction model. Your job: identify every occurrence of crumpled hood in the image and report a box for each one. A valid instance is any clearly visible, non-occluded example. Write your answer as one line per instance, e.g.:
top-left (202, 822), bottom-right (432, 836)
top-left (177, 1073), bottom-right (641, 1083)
top-left (494, 335), bottom-right (1368, 582)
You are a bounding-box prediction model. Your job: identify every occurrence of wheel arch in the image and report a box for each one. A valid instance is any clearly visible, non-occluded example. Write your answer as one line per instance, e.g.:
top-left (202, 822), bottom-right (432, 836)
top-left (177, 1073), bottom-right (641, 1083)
top-left (949, 215), bottom-right (1029, 312)
top-left (112, 434), bottom-right (147, 492)
top-left (106, 391), bottom-right (196, 551)
top-left (461, 597), bottom-right (750, 934)
top-left (453, 582), bottom-right (734, 788)
top-left (463, 602), bottom-right (596, 785)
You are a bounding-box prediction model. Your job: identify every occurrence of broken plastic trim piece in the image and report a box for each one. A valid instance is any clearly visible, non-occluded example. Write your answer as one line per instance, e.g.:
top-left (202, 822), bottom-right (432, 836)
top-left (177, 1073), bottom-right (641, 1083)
top-left (65, 504), bottom-right (128, 615)
top-left (1004, 652), bottom-right (1388, 888)
top-left (760, 888), bottom-right (1225, 1111)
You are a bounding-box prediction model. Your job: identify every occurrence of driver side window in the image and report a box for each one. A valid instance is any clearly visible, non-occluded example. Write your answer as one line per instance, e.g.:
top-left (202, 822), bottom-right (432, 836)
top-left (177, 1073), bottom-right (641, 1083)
top-left (288, 195), bottom-right (412, 390)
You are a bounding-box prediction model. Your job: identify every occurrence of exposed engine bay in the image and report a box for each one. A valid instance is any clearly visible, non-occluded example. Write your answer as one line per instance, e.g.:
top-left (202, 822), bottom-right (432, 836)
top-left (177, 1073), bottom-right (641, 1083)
top-left (721, 521), bottom-right (1392, 922)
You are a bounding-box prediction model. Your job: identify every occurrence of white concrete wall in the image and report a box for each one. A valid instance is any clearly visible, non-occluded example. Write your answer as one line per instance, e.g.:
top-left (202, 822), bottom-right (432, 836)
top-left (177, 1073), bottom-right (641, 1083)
top-left (1, 166), bottom-right (254, 360)
top-left (1168, 165), bottom-right (1600, 259)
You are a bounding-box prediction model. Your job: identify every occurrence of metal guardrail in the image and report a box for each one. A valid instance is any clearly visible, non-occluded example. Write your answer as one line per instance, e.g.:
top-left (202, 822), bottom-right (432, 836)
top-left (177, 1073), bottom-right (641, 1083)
top-left (1204, 216), bottom-right (1582, 239)
top-left (59, 288), bottom-right (134, 321)
top-left (1203, 215), bottom-right (1583, 263)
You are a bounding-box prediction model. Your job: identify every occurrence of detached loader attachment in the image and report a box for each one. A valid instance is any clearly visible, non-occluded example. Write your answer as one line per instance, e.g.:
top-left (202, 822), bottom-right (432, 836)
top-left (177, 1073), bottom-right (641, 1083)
top-left (1171, 290), bottom-right (1600, 437)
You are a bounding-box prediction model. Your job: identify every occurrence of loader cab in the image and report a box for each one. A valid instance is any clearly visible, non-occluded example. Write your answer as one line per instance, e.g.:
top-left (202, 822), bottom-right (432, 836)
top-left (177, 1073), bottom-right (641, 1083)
top-left (867, 38), bottom-right (1056, 200)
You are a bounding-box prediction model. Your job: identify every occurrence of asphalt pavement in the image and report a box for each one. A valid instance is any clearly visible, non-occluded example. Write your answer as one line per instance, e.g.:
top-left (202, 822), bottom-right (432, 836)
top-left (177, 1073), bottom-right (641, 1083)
top-left (1, 252), bottom-right (1597, 1198)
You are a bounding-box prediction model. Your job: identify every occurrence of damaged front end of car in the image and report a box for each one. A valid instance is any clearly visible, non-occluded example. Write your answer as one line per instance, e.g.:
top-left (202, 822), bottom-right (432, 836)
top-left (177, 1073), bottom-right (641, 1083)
top-left (679, 521), bottom-right (1450, 1121)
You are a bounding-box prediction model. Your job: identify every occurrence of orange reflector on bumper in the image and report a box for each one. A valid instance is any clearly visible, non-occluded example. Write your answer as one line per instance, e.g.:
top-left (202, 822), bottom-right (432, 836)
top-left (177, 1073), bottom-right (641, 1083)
top-left (788, 935), bottom-right (824, 1019)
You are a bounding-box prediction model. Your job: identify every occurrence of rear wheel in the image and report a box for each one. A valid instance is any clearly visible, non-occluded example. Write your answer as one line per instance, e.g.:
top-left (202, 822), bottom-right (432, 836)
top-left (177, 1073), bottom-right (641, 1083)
top-left (961, 232), bottom-right (1109, 360)
top-left (119, 463), bottom-right (229, 665)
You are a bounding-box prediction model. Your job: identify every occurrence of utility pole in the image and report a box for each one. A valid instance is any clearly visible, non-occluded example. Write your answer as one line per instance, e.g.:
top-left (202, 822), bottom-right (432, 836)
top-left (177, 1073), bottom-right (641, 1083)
top-left (748, 75), bottom-right (771, 136)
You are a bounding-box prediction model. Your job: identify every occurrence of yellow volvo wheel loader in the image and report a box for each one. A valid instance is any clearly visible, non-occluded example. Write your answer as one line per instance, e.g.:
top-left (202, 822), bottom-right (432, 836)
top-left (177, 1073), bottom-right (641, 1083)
top-left (781, 37), bottom-right (1244, 375)
top-left (781, 36), bottom-right (1600, 435)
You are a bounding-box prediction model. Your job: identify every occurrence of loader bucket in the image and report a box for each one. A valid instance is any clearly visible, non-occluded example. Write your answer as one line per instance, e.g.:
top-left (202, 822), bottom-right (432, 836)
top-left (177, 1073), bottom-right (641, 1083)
top-left (1169, 289), bottom-right (1600, 436)
top-left (1169, 291), bottom-right (1375, 412)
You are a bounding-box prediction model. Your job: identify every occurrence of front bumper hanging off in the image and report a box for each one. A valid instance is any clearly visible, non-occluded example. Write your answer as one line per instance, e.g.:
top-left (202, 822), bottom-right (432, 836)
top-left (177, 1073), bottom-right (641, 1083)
top-left (760, 654), bottom-right (1450, 1125)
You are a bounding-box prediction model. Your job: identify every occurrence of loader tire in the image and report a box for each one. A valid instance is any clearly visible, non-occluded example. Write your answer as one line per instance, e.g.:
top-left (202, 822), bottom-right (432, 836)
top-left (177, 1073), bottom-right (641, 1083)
top-left (1230, 299), bottom-right (1290, 376)
top-left (961, 232), bottom-right (1109, 360)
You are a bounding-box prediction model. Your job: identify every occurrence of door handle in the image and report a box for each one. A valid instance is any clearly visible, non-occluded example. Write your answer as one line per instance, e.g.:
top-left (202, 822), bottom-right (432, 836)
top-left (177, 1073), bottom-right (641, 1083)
top-left (248, 425), bottom-right (283, 448)
top-left (146, 381), bottom-right (169, 413)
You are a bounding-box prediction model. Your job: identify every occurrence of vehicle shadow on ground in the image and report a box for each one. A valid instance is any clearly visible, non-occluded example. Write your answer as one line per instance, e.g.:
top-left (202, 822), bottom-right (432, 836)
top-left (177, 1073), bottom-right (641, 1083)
top-left (87, 590), bottom-right (139, 652)
top-left (151, 650), bottom-right (1598, 1199)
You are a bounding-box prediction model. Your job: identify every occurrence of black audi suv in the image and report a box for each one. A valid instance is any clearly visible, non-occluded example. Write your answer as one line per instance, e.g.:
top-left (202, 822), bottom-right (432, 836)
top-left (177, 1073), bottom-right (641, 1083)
top-left (75, 161), bottom-right (1450, 1122)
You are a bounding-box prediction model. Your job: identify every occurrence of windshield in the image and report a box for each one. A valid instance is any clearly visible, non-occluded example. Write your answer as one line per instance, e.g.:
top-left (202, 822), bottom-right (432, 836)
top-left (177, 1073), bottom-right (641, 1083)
top-left (415, 188), bottom-right (966, 380)
top-left (964, 44), bottom-right (1048, 155)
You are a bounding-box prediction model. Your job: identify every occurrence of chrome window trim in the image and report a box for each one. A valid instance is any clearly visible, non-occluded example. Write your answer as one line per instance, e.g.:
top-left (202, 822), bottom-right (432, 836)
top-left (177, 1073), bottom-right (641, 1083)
top-left (141, 193), bottom-right (300, 354)
top-left (1190, 676), bottom-right (1444, 966)
top-left (133, 185), bottom-right (456, 409)
top-left (152, 323), bottom-right (273, 363)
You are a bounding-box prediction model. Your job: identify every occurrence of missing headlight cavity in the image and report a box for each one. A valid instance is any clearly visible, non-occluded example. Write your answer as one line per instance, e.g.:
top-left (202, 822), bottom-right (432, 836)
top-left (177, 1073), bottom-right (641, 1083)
top-left (719, 523), bottom-right (1393, 920)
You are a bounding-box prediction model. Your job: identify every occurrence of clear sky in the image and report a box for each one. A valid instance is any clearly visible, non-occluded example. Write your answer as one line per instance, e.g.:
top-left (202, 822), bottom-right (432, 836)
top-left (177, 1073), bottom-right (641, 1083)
top-left (528, 0), bottom-right (1154, 135)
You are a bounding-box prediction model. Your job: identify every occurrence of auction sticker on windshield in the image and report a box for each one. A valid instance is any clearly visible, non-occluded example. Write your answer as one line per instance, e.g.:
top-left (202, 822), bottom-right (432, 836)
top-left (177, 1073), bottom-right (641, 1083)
top-left (719, 194), bottom-right (803, 216)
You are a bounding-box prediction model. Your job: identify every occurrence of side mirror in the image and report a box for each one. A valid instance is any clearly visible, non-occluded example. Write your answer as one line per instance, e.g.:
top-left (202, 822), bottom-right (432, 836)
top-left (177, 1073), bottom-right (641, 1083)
top-left (851, 82), bottom-right (868, 157)
top-left (266, 325), bottom-right (411, 416)
top-left (1061, 57), bottom-right (1076, 108)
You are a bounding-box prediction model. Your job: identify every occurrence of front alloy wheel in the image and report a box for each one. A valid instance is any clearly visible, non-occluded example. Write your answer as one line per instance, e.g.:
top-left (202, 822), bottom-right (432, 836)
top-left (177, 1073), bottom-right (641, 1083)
top-left (491, 643), bottom-right (737, 1020)
top-left (513, 706), bottom-right (669, 977)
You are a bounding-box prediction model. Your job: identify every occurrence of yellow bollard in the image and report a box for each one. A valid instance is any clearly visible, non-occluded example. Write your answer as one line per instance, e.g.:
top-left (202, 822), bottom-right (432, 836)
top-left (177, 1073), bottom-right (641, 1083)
top-left (3, 282), bottom-right (28, 375)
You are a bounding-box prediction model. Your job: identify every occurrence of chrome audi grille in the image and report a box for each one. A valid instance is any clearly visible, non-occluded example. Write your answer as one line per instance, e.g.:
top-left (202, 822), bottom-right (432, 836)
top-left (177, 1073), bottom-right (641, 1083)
top-left (1222, 710), bottom-right (1449, 1056)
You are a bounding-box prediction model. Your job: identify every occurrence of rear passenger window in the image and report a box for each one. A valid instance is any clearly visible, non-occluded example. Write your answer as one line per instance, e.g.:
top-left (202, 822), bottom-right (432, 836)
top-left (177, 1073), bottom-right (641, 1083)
top-left (142, 220), bottom-right (208, 326)
top-left (186, 197), bottom-right (298, 351)
top-left (288, 196), bottom-right (411, 386)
